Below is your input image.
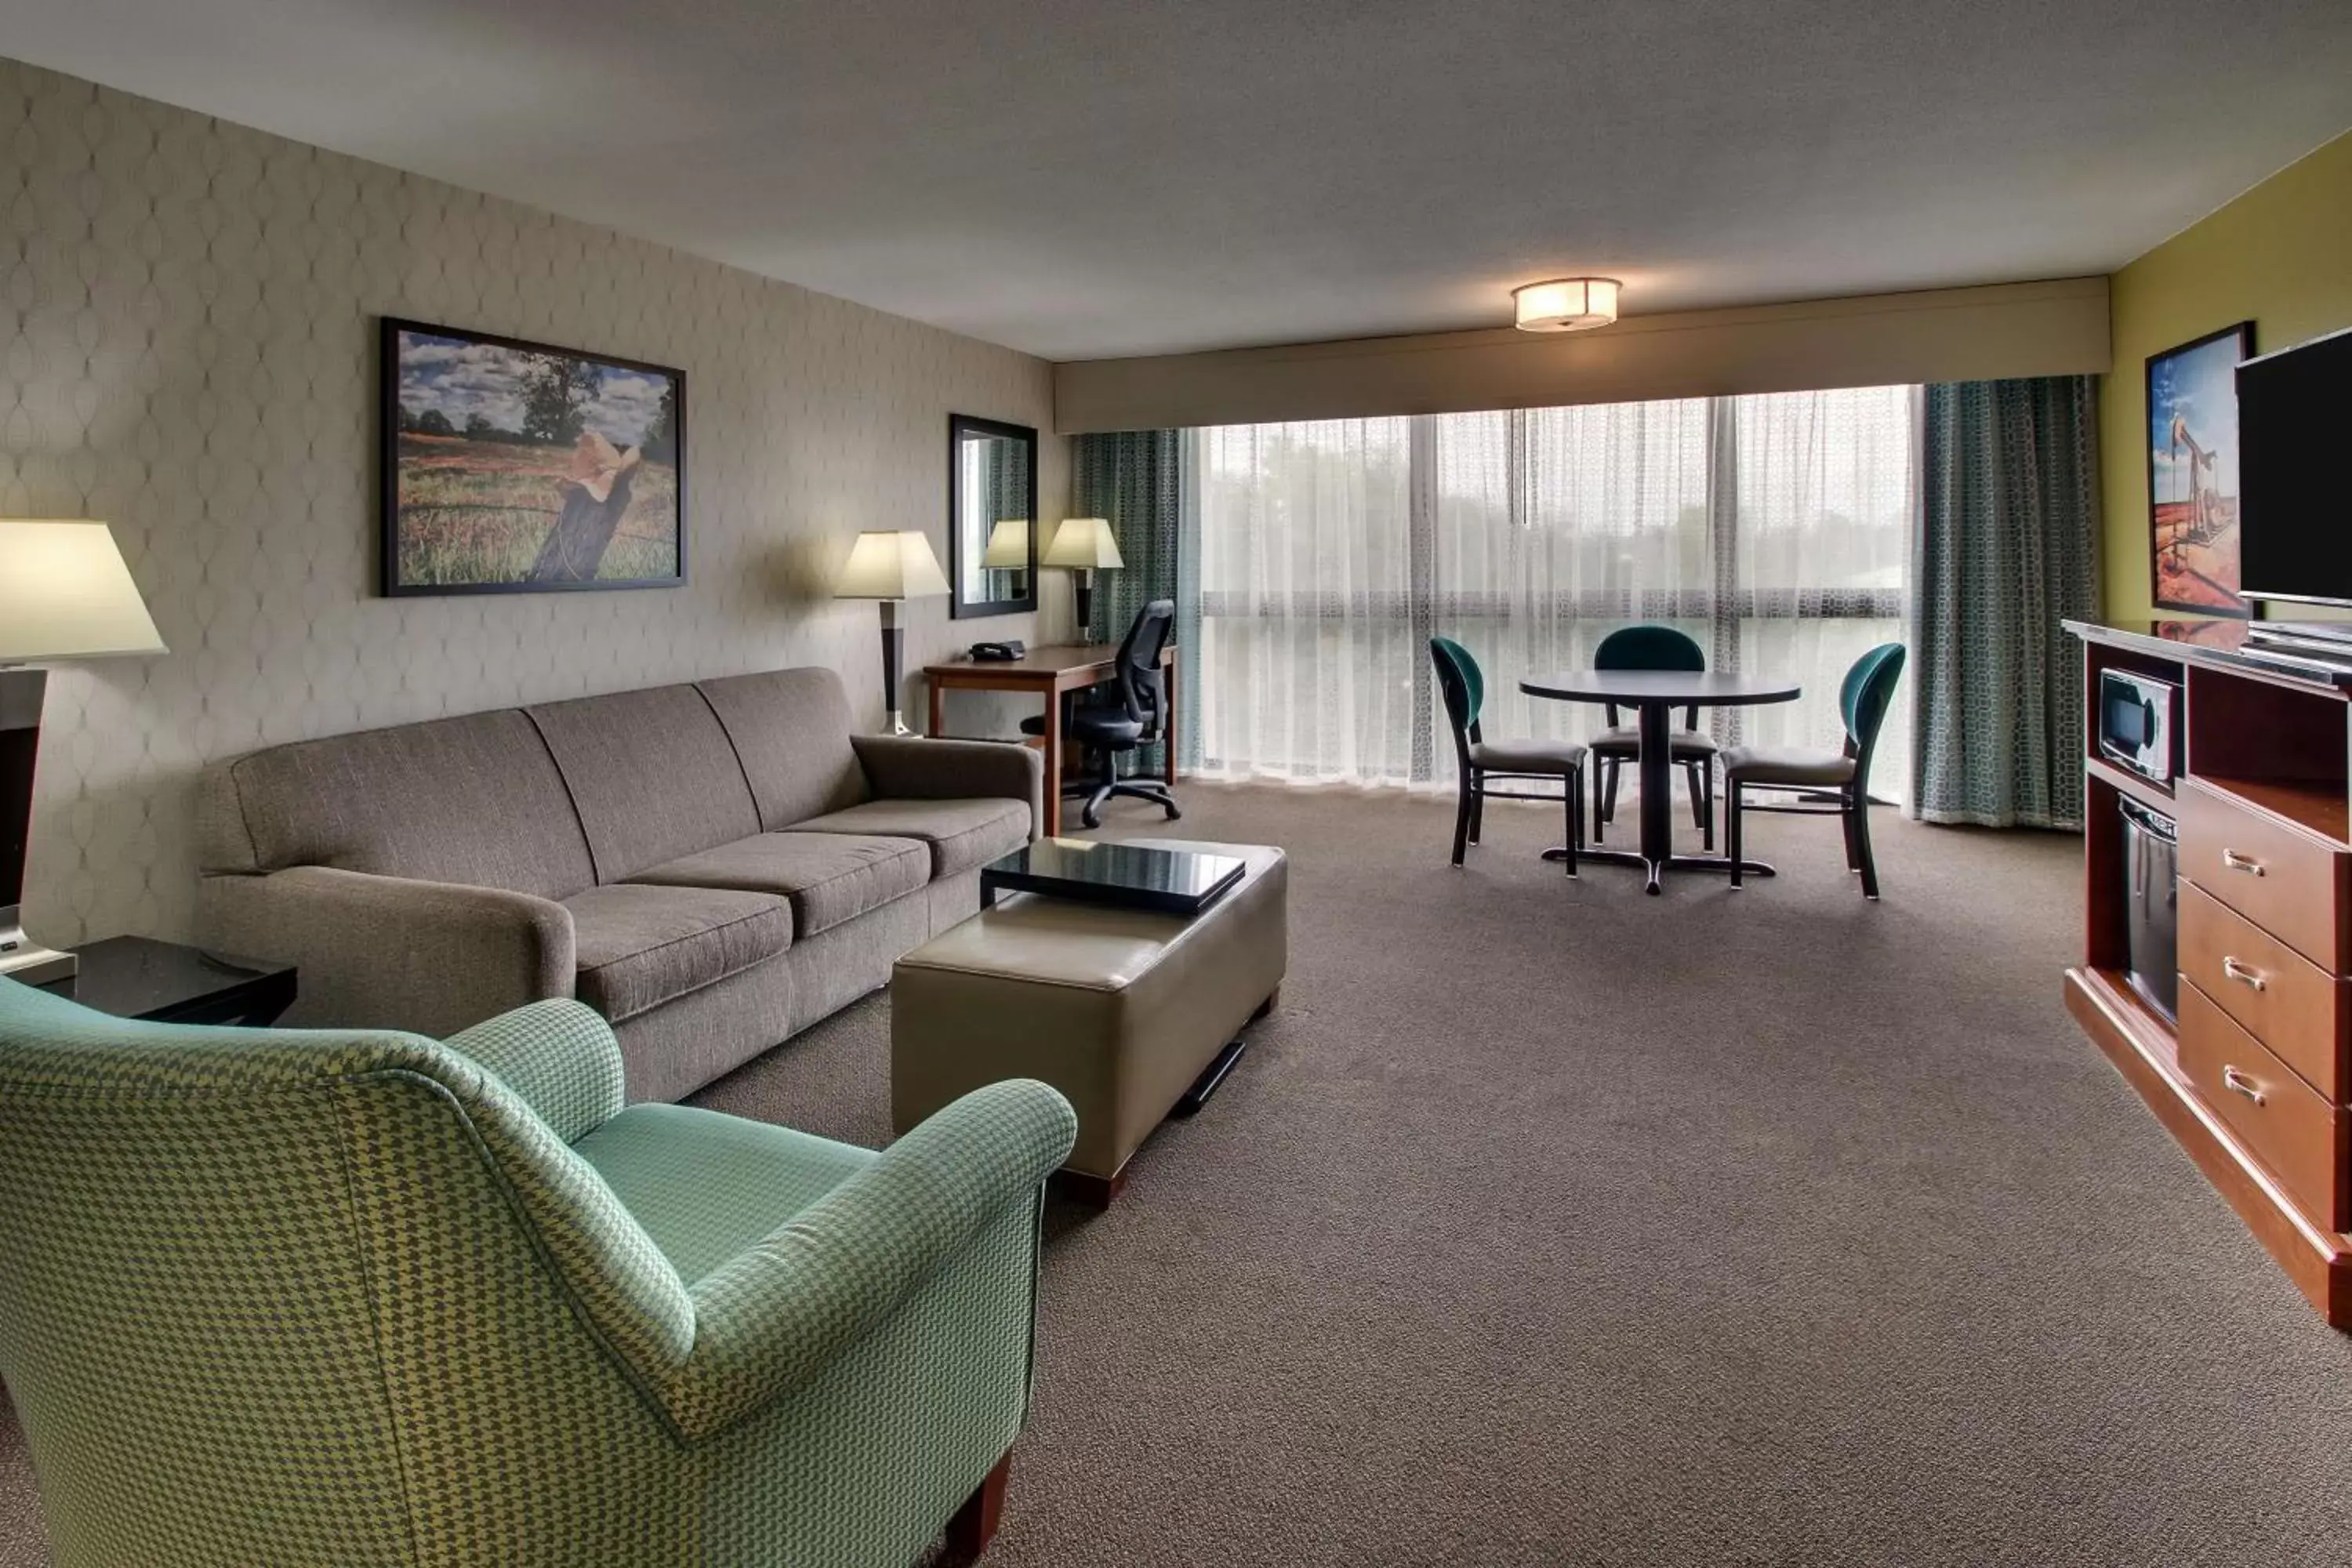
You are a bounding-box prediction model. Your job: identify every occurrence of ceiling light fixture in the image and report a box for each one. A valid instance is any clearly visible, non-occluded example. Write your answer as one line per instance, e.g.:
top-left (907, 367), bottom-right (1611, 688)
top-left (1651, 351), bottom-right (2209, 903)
top-left (1512, 277), bottom-right (1621, 332)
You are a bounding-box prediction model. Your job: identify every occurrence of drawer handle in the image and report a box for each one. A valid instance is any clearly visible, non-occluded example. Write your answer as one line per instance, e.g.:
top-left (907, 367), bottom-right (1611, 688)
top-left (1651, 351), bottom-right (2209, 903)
top-left (2221, 848), bottom-right (2266, 877)
top-left (2222, 1065), bottom-right (2267, 1106)
top-left (2221, 956), bottom-right (2268, 992)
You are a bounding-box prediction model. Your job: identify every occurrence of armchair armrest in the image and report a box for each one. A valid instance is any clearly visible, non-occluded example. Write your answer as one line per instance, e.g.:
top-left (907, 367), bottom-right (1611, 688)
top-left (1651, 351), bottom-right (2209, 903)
top-left (445, 1000), bottom-right (624, 1144)
top-left (658, 1078), bottom-right (1076, 1441)
top-left (851, 734), bottom-right (1044, 837)
top-left (198, 865), bottom-right (576, 1039)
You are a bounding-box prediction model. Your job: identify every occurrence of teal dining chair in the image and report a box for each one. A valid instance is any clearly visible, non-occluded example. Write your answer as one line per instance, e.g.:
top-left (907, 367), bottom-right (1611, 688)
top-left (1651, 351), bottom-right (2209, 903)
top-left (1589, 626), bottom-right (1721, 850)
top-left (1429, 637), bottom-right (1586, 874)
top-left (1722, 642), bottom-right (1907, 898)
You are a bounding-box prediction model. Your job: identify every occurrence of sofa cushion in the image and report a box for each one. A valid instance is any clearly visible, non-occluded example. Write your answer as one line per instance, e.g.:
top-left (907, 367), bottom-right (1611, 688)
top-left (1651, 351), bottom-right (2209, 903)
top-left (789, 798), bottom-right (1030, 879)
top-left (562, 884), bottom-right (791, 1023)
top-left (572, 1103), bottom-right (871, 1283)
top-left (626, 831), bottom-right (928, 938)
top-left (201, 710), bottom-right (596, 899)
top-left (695, 668), bottom-right (871, 831)
top-left (526, 685), bottom-right (762, 884)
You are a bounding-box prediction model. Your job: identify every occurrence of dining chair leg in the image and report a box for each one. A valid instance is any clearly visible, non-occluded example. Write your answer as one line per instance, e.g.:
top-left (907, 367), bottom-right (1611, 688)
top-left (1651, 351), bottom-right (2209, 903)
top-left (1450, 776), bottom-right (1474, 866)
top-left (1840, 789), bottom-right (1863, 873)
top-left (1557, 774), bottom-right (1578, 877)
top-left (1469, 786), bottom-right (1486, 845)
top-left (1853, 793), bottom-right (1882, 901)
top-left (1685, 759), bottom-right (1715, 850)
top-left (1727, 781), bottom-right (1744, 887)
top-left (1700, 760), bottom-right (1716, 851)
top-left (1597, 759), bottom-right (1619, 841)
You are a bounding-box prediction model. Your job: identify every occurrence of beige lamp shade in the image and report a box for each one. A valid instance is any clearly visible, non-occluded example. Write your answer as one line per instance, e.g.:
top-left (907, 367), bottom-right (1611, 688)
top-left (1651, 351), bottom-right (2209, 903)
top-left (0, 521), bottom-right (166, 662)
top-left (1043, 517), bottom-right (1125, 571)
top-left (836, 530), bottom-right (951, 599)
top-left (981, 519), bottom-right (1031, 569)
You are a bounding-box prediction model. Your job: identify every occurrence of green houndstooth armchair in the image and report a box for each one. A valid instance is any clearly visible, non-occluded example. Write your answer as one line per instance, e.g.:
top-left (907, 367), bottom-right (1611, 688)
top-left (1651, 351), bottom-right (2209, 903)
top-left (0, 976), bottom-right (1076, 1566)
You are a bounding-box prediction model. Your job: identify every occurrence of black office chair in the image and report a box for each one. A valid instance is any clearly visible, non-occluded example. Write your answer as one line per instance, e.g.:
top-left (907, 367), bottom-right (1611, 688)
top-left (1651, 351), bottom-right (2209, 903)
top-left (1019, 599), bottom-right (1181, 829)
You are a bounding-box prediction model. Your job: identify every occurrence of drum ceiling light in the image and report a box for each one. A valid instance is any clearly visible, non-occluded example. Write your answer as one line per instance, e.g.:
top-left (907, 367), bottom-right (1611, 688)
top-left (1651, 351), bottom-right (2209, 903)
top-left (1512, 277), bottom-right (1621, 332)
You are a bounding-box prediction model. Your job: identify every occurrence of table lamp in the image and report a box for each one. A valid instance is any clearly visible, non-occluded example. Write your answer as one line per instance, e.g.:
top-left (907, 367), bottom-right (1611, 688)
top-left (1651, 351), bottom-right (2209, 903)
top-left (1044, 517), bottom-right (1123, 637)
top-left (981, 518), bottom-right (1031, 572)
top-left (836, 529), bottom-right (949, 735)
top-left (0, 521), bottom-right (168, 985)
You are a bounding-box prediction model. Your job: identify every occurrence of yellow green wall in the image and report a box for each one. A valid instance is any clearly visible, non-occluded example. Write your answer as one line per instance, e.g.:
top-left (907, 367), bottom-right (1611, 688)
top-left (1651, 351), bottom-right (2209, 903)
top-left (2103, 131), bottom-right (2352, 620)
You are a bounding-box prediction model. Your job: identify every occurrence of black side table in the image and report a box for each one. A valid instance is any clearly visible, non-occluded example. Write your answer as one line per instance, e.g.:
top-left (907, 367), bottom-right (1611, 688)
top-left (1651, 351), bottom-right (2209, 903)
top-left (34, 935), bottom-right (297, 1025)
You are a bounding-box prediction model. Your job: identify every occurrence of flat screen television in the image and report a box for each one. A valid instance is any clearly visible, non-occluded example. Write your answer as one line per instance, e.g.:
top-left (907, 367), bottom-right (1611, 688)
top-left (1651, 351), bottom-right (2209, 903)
top-left (2238, 325), bottom-right (2352, 609)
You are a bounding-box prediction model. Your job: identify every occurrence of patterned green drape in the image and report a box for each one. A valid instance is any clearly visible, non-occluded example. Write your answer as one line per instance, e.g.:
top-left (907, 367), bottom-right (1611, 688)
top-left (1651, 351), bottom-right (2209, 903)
top-left (1909, 377), bottom-right (2101, 829)
top-left (1072, 430), bottom-right (1194, 772)
top-left (988, 436), bottom-right (1033, 589)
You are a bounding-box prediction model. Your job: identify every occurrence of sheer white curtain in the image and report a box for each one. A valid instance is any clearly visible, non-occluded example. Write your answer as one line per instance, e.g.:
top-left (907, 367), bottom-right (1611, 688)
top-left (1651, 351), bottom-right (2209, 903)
top-left (1193, 386), bottom-right (1916, 802)
top-left (1425, 398), bottom-right (1713, 768)
top-left (1193, 419), bottom-right (1413, 785)
top-left (1726, 386), bottom-right (1915, 797)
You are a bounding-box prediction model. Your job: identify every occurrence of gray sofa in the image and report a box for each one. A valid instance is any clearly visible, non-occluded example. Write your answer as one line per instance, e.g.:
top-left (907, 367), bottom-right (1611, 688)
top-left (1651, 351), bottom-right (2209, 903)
top-left (197, 666), bottom-right (1041, 1102)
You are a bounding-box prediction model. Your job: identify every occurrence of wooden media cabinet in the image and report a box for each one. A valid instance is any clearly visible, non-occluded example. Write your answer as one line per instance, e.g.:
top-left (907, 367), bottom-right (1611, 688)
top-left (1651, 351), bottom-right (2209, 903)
top-left (2066, 618), bottom-right (2352, 1327)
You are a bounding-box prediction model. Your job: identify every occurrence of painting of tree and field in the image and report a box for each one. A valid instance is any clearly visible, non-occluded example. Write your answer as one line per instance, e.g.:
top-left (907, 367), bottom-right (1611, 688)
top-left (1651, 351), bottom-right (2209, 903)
top-left (382, 320), bottom-right (684, 594)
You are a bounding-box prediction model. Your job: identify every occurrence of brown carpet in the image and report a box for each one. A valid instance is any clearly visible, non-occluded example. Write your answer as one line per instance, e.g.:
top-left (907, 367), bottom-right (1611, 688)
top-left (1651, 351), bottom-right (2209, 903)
top-left (7, 782), bottom-right (2352, 1566)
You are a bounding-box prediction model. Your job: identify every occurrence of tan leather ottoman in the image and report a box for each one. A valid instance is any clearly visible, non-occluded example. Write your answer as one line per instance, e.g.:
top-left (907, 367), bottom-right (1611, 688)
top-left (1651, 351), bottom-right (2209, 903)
top-left (891, 839), bottom-right (1286, 1207)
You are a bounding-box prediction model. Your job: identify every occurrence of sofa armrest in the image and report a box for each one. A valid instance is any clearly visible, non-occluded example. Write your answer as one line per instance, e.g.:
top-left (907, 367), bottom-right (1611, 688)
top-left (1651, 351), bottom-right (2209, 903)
top-left (445, 1000), bottom-right (624, 1144)
top-left (199, 865), bottom-right (576, 1040)
top-left (851, 734), bottom-right (1044, 837)
top-left (659, 1079), bottom-right (1076, 1442)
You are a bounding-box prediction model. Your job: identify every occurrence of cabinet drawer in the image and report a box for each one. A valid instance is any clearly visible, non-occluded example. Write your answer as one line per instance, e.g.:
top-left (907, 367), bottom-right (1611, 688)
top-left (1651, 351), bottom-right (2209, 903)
top-left (2180, 881), bottom-right (2351, 1101)
top-left (2177, 779), bottom-right (2351, 972)
top-left (2179, 982), bottom-right (2348, 1229)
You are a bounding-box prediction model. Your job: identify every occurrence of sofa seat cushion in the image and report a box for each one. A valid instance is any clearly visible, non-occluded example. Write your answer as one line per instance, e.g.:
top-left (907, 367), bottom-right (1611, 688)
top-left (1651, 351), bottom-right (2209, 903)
top-left (625, 832), bottom-right (929, 938)
top-left (572, 1102), bottom-right (871, 1283)
top-left (790, 799), bottom-right (1031, 879)
top-left (563, 884), bottom-right (791, 1023)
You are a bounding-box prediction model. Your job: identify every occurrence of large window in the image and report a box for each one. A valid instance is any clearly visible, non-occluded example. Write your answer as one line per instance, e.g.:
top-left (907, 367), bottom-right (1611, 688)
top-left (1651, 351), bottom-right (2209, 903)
top-left (1192, 386), bottom-right (1916, 803)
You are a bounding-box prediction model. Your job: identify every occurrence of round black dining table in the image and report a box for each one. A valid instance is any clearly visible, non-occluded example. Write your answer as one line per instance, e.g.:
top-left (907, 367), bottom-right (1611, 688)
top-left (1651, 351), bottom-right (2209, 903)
top-left (1518, 669), bottom-right (1802, 895)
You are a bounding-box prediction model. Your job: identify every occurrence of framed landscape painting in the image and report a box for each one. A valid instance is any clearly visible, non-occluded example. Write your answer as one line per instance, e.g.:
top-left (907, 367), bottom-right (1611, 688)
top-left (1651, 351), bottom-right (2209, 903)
top-left (2147, 321), bottom-right (2253, 617)
top-left (380, 318), bottom-right (685, 595)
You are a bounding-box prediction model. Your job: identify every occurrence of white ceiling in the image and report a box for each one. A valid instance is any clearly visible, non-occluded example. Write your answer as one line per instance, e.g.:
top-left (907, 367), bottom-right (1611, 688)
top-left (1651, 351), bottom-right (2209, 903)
top-left (6, 0), bottom-right (2350, 361)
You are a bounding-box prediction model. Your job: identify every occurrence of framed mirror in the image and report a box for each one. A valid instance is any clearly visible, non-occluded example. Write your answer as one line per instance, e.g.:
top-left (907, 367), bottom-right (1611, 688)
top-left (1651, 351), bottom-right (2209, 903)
top-left (948, 413), bottom-right (1038, 619)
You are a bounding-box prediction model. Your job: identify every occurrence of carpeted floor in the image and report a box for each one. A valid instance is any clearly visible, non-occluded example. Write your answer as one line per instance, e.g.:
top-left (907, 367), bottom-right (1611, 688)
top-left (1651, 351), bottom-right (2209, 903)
top-left (7, 782), bottom-right (2352, 1566)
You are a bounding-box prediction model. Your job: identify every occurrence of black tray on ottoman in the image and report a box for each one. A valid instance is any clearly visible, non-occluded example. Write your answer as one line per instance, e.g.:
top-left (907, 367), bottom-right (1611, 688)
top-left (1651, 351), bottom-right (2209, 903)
top-left (979, 837), bottom-right (1246, 916)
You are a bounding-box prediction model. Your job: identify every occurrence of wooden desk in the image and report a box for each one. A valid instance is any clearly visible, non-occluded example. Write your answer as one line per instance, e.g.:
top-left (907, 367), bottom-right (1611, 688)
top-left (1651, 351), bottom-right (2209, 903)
top-left (924, 643), bottom-right (1178, 837)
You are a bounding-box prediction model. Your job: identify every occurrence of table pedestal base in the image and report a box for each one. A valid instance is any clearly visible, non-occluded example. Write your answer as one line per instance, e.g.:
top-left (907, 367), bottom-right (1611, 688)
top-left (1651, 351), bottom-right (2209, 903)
top-left (1541, 846), bottom-right (1777, 895)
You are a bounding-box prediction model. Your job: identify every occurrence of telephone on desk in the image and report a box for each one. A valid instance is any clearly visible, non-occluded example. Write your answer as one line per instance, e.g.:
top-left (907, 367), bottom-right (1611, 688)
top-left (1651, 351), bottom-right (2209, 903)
top-left (969, 641), bottom-right (1026, 662)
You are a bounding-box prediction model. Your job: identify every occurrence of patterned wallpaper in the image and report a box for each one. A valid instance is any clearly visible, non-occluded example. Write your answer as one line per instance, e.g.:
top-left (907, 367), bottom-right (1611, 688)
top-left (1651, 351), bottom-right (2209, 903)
top-left (0, 57), bottom-right (1069, 947)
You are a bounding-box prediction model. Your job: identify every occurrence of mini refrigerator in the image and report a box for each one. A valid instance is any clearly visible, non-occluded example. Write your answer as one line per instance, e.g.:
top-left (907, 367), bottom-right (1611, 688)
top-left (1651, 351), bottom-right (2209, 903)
top-left (2118, 797), bottom-right (2179, 1021)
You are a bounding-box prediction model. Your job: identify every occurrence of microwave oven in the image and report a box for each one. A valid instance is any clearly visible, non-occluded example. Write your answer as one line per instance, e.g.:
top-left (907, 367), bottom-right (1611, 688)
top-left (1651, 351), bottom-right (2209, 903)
top-left (2097, 669), bottom-right (2179, 783)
